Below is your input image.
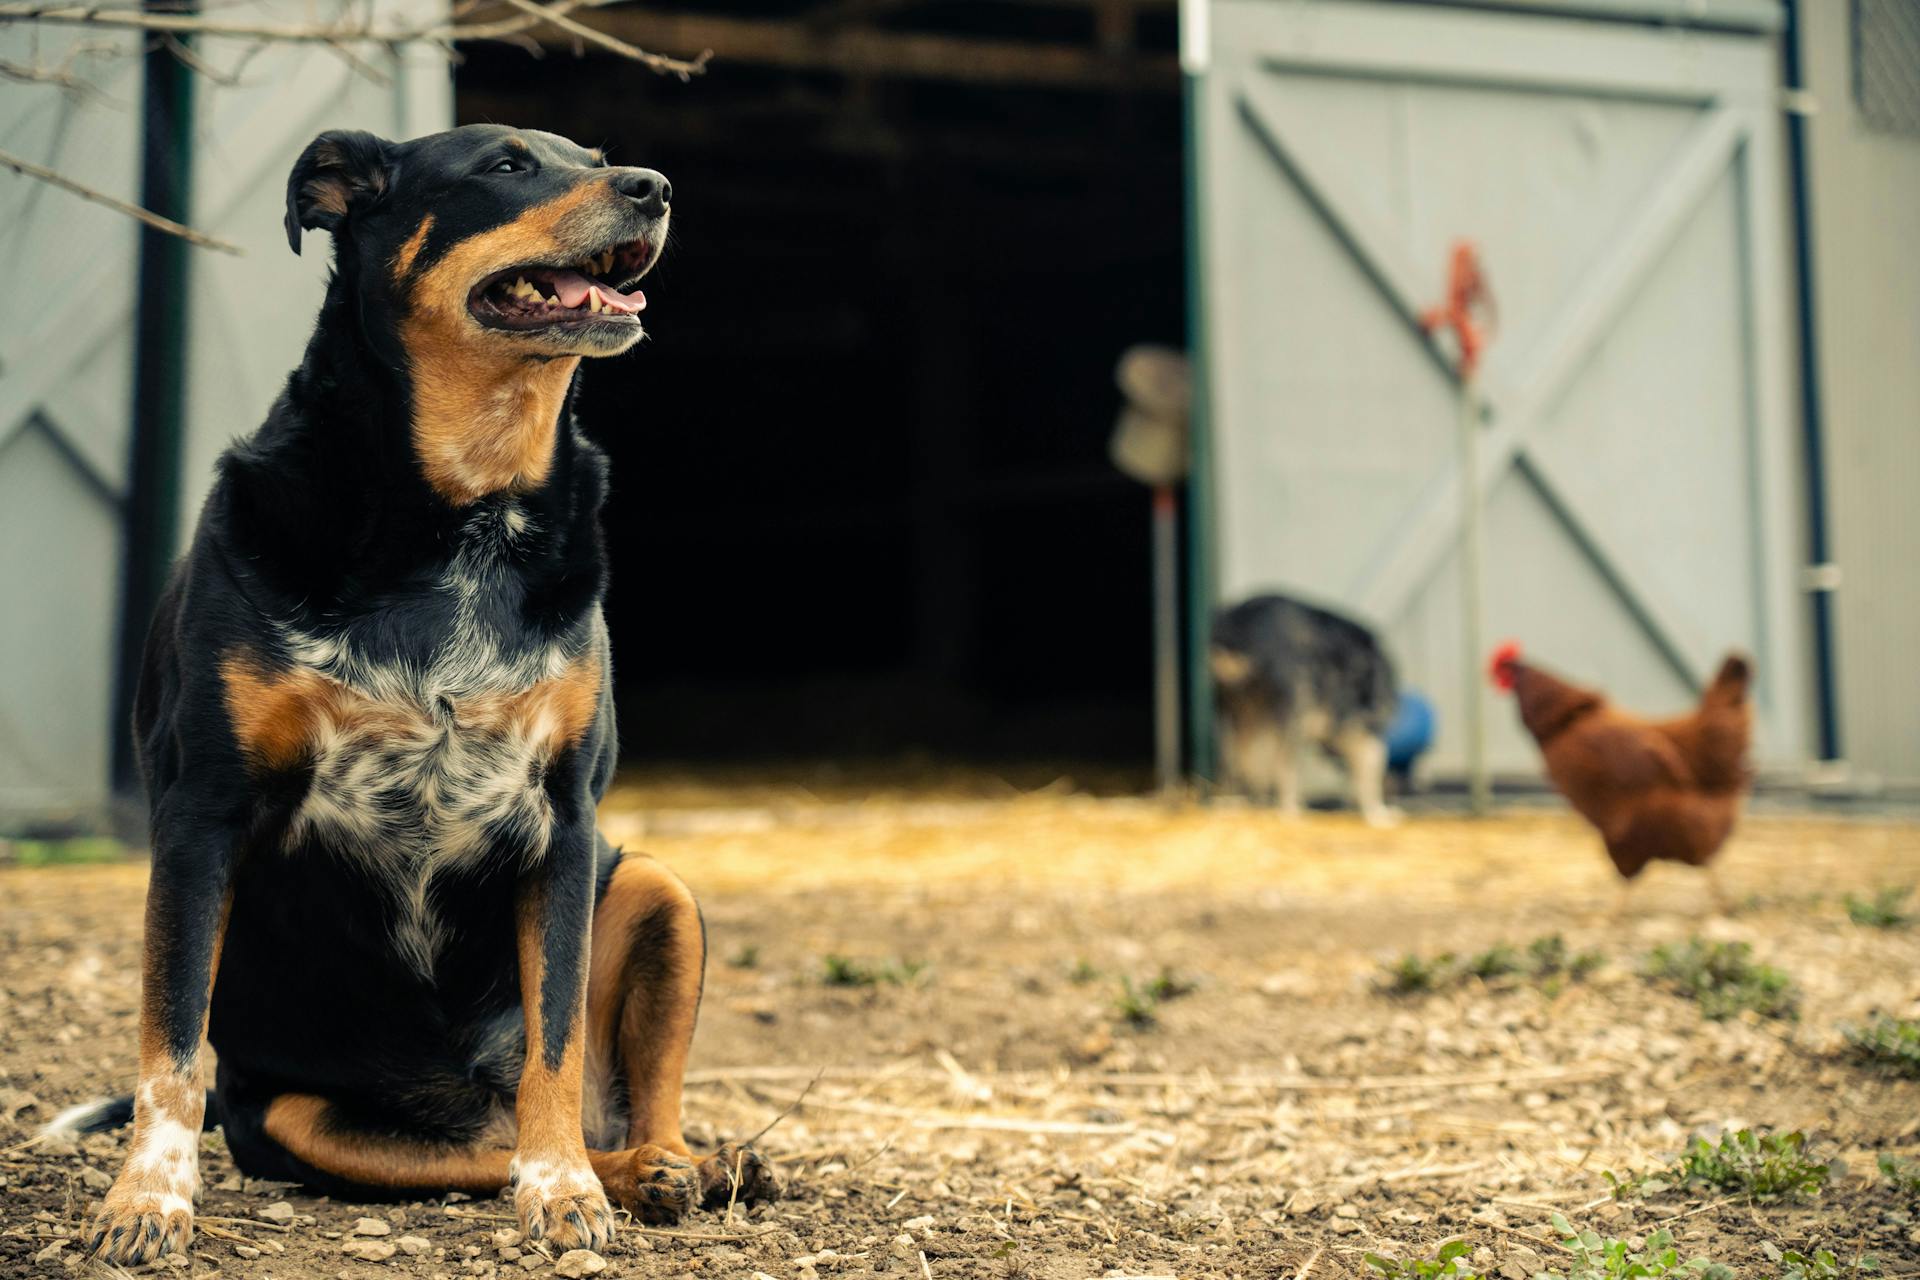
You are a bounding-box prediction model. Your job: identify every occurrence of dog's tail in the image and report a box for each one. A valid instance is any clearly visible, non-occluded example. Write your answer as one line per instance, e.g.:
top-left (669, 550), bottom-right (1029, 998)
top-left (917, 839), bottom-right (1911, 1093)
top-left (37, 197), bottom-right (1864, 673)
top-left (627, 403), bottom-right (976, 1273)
top-left (39, 1092), bottom-right (220, 1139)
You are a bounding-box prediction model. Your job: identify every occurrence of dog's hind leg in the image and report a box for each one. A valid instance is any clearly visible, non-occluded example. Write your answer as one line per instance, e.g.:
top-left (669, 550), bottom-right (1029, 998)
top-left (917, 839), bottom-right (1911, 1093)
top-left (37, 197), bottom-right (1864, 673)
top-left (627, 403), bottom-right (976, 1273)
top-left (587, 853), bottom-right (779, 1217)
top-left (255, 1094), bottom-right (665, 1212)
top-left (1335, 726), bottom-right (1400, 828)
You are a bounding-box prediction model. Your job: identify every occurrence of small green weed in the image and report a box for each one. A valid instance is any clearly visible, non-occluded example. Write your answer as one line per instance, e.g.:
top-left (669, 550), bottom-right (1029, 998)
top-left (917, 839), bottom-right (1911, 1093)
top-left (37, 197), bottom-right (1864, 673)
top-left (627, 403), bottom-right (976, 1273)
top-left (7, 837), bottom-right (127, 866)
top-left (1762, 1243), bottom-right (1879, 1280)
top-left (1143, 966), bottom-right (1198, 1001)
top-left (1642, 939), bottom-right (1798, 1021)
top-left (1108, 967), bottom-right (1197, 1028)
top-left (1844, 886), bottom-right (1914, 929)
top-left (727, 944), bottom-right (761, 969)
top-left (1878, 1154), bottom-right (1920, 1198)
top-left (1379, 935), bottom-right (1601, 996)
top-left (1526, 934), bottom-right (1605, 980)
top-left (1534, 1216), bottom-right (1731, 1280)
top-left (820, 954), bottom-right (927, 987)
top-left (1463, 944), bottom-right (1524, 980)
top-left (1844, 1016), bottom-right (1920, 1076)
top-left (1364, 1240), bottom-right (1482, 1280)
top-left (1067, 957), bottom-right (1101, 985)
top-left (1606, 1130), bottom-right (1828, 1203)
top-left (1380, 951), bottom-right (1456, 994)
top-left (1112, 977), bottom-right (1160, 1028)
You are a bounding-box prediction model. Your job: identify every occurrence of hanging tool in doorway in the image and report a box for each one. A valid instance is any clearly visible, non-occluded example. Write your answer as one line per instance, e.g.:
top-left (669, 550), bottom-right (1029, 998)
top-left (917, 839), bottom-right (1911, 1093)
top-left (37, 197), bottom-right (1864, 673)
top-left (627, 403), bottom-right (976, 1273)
top-left (1110, 344), bottom-right (1192, 797)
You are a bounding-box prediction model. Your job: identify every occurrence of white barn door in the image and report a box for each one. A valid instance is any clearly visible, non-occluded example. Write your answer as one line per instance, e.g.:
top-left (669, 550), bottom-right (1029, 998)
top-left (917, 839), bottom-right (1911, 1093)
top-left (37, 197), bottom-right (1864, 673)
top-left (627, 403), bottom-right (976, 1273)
top-left (1199, 0), bottom-right (1808, 776)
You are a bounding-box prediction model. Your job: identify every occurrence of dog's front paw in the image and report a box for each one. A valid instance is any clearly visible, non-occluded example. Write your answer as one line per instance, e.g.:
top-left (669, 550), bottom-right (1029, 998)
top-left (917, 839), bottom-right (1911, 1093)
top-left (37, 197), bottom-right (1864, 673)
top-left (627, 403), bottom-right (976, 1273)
top-left (511, 1155), bottom-right (615, 1252)
top-left (697, 1141), bottom-right (780, 1210)
top-left (598, 1144), bottom-right (699, 1225)
top-left (86, 1186), bottom-right (194, 1265)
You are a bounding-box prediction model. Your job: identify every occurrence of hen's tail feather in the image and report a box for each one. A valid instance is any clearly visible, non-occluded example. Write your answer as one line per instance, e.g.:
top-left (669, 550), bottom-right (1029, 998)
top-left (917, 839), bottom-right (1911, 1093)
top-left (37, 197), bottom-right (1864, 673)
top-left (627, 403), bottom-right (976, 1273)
top-left (38, 1092), bottom-right (221, 1137)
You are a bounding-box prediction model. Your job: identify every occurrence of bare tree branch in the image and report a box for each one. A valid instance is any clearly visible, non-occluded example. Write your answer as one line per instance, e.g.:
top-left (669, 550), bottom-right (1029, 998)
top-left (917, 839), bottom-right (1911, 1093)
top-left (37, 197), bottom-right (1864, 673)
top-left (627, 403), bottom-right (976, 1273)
top-left (0, 0), bottom-right (709, 76)
top-left (0, 0), bottom-right (708, 251)
top-left (156, 30), bottom-right (249, 84)
top-left (494, 0), bottom-right (707, 78)
top-left (0, 37), bottom-right (123, 100)
top-left (0, 146), bottom-right (244, 253)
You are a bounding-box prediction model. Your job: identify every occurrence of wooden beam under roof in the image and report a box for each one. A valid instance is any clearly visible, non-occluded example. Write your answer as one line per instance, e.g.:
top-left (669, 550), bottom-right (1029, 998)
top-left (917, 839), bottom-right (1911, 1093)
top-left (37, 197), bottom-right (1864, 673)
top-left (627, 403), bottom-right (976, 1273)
top-left (484, 7), bottom-right (1180, 91)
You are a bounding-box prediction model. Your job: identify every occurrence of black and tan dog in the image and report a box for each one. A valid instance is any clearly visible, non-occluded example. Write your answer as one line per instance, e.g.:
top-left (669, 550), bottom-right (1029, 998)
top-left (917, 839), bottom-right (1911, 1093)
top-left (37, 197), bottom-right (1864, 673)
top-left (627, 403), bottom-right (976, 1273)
top-left (50, 124), bottom-right (775, 1265)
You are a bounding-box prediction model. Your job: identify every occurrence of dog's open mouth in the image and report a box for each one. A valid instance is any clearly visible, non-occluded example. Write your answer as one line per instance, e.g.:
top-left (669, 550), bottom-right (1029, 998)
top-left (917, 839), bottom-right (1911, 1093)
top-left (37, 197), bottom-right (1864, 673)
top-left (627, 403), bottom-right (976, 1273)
top-left (469, 238), bottom-right (654, 331)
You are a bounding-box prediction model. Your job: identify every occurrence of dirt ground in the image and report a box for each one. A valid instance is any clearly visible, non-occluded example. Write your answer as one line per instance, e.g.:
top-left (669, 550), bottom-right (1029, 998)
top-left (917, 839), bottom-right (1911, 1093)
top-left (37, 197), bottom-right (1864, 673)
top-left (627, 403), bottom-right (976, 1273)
top-left (4, 775), bottom-right (1918, 1280)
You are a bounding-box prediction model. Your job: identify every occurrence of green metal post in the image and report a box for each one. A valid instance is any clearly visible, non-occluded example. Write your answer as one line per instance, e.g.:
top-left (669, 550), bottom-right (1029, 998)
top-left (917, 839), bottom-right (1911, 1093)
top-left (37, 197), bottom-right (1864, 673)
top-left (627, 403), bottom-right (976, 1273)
top-left (1180, 0), bottom-right (1217, 784)
top-left (111, 5), bottom-right (196, 802)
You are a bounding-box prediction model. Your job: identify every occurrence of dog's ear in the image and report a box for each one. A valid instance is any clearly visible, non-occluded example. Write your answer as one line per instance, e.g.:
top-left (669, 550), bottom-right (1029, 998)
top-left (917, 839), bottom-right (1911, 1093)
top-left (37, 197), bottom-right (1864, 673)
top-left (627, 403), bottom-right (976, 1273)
top-left (284, 130), bottom-right (393, 254)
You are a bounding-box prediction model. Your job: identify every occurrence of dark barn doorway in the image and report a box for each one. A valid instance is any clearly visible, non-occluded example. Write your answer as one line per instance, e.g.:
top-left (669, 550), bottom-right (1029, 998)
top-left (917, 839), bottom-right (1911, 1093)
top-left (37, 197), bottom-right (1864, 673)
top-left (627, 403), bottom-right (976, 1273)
top-left (458, 3), bottom-right (1183, 769)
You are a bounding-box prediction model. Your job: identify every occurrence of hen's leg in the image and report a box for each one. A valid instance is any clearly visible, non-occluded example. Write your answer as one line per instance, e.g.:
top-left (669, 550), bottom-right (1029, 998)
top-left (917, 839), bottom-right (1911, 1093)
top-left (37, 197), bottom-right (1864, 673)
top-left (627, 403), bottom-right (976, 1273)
top-left (1703, 864), bottom-right (1732, 915)
top-left (1609, 873), bottom-right (1637, 924)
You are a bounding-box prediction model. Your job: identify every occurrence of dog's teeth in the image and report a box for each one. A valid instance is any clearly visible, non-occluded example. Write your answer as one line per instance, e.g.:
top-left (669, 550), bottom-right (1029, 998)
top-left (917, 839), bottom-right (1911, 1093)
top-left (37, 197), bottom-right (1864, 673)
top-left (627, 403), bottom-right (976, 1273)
top-left (588, 294), bottom-right (603, 314)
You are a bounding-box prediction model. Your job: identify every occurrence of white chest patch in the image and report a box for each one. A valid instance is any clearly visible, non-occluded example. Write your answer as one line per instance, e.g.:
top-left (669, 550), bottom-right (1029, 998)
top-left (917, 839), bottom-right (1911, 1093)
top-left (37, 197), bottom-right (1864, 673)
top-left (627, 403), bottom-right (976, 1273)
top-left (227, 506), bottom-right (604, 977)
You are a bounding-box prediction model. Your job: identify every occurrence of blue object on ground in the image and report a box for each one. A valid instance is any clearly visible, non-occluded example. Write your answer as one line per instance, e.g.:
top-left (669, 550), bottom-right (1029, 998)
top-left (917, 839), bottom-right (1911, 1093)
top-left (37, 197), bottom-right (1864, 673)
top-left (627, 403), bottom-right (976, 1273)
top-left (1386, 689), bottom-right (1436, 771)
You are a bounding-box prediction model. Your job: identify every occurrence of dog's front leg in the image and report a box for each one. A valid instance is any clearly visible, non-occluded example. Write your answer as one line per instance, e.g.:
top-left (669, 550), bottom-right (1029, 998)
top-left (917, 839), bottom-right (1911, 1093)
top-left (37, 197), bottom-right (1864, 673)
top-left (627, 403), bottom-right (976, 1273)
top-left (88, 797), bottom-right (232, 1265)
top-left (511, 819), bottom-right (616, 1252)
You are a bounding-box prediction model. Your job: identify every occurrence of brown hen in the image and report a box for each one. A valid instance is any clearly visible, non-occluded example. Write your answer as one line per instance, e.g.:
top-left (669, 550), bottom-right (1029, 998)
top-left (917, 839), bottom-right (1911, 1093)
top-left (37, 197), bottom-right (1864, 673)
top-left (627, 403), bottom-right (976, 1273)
top-left (1489, 643), bottom-right (1753, 908)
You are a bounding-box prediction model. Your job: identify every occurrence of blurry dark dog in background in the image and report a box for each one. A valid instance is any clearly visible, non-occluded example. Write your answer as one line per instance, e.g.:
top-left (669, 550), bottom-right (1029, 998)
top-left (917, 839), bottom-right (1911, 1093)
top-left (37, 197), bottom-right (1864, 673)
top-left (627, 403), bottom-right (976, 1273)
top-left (1211, 594), bottom-right (1401, 826)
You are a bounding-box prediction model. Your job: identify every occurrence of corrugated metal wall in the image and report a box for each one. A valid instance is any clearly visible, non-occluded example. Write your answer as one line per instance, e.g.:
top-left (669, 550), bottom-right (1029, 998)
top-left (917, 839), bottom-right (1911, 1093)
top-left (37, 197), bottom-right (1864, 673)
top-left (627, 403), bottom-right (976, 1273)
top-left (1803, 3), bottom-right (1920, 790)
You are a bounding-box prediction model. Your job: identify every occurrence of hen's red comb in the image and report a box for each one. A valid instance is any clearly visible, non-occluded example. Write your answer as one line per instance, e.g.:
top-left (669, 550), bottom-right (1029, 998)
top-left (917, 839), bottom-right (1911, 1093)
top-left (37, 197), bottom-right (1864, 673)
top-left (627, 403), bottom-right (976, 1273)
top-left (1488, 640), bottom-right (1522, 692)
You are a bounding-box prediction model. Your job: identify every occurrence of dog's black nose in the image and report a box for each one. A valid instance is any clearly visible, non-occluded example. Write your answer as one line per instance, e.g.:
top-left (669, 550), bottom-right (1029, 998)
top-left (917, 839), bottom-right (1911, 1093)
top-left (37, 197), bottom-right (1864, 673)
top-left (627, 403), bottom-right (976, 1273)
top-left (614, 169), bottom-right (671, 217)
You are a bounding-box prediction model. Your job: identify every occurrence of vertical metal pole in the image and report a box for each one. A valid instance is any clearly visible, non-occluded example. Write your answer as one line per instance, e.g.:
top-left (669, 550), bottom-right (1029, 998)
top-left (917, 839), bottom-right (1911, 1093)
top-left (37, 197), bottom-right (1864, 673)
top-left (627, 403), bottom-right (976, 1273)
top-left (1152, 485), bottom-right (1181, 795)
top-left (1781, 0), bottom-right (1842, 764)
top-left (112, 1), bottom-right (196, 806)
top-left (1459, 379), bottom-right (1489, 814)
top-left (1179, 0), bottom-right (1216, 784)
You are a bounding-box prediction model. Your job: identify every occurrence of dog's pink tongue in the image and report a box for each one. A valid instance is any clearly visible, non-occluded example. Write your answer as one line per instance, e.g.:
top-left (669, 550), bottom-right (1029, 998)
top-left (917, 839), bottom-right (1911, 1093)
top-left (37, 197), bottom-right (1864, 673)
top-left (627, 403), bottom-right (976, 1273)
top-left (549, 269), bottom-right (646, 314)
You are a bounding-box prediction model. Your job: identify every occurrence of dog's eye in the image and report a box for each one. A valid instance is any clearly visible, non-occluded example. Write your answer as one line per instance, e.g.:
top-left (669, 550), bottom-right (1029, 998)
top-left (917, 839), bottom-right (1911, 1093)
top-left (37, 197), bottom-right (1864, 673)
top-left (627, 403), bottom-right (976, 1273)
top-left (487, 158), bottom-right (523, 175)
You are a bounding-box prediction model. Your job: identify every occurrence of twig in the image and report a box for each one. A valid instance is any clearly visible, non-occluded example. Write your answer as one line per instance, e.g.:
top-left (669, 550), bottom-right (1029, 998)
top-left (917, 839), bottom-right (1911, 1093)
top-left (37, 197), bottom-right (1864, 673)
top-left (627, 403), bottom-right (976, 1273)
top-left (0, 146), bottom-right (242, 253)
top-left (935, 1048), bottom-right (992, 1103)
top-left (722, 1147), bottom-right (744, 1228)
top-left (199, 1215), bottom-right (291, 1233)
top-left (918, 1248), bottom-right (934, 1280)
top-left (828, 1134), bottom-right (897, 1178)
top-left (1484, 1221), bottom-right (1572, 1255)
top-left (0, 53), bottom-right (111, 99)
top-left (634, 1224), bottom-right (777, 1242)
top-left (157, 32), bottom-right (245, 85)
top-left (0, 0), bottom-right (706, 78)
top-left (771, 1094), bottom-right (1145, 1136)
top-left (1294, 1243), bottom-right (1325, 1280)
top-left (686, 1061), bottom-right (1624, 1094)
top-left (744, 1067), bottom-right (823, 1147)
top-left (494, 0), bottom-right (707, 79)
top-left (1654, 1195), bottom-right (1740, 1224)
top-left (192, 1222), bottom-right (255, 1245)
